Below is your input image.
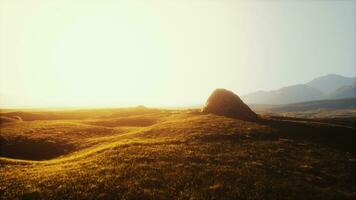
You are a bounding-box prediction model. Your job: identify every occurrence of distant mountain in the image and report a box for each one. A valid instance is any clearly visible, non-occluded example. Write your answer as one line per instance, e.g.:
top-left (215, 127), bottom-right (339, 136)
top-left (270, 98), bottom-right (356, 112)
top-left (242, 84), bottom-right (323, 105)
top-left (242, 74), bottom-right (356, 105)
top-left (324, 84), bottom-right (356, 100)
top-left (306, 74), bottom-right (355, 93)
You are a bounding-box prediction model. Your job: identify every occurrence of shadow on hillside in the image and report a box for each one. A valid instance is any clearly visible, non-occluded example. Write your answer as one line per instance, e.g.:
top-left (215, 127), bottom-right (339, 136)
top-left (257, 116), bottom-right (356, 154)
top-left (0, 136), bottom-right (74, 160)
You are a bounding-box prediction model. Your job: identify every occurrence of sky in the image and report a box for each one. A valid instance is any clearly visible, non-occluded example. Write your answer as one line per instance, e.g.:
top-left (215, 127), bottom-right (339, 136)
top-left (0, 0), bottom-right (355, 108)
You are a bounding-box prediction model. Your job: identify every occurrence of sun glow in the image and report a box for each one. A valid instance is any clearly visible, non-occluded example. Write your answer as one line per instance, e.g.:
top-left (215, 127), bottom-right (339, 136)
top-left (1, 0), bottom-right (355, 108)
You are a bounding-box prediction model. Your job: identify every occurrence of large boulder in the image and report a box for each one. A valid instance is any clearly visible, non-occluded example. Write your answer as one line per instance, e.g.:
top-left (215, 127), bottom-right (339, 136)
top-left (202, 89), bottom-right (258, 121)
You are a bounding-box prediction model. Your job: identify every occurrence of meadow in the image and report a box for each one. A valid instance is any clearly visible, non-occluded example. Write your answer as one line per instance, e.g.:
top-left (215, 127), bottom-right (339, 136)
top-left (1, 107), bottom-right (356, 200)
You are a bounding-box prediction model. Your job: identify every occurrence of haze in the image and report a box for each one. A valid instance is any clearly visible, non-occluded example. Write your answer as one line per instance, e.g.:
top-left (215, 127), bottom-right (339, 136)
top-left (0, 0), bottom-right (355, 108)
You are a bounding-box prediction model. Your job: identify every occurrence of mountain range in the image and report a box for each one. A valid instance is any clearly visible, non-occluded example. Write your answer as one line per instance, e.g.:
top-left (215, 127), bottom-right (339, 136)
top-left (242, 74), bottom-right (356, 105)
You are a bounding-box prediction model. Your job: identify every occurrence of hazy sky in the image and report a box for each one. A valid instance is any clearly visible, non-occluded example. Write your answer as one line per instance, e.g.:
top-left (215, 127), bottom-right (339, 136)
top-left (0, 0), bottom-right (355, 107)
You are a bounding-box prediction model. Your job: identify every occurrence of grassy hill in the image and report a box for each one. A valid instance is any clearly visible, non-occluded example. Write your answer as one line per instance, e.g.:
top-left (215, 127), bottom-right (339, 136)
top-left (1, 108), bottom-right (356, 200)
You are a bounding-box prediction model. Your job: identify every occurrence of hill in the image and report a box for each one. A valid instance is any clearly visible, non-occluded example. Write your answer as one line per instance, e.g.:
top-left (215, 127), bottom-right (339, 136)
top-left (306, 74), bottom-right (355, 94)
top-left (270, 98), bottom-right (356, 112)
top-left (323, 84), bottom-right (356, 100)
top-left (242, 84), bottom-right (323, 105)
top-left (242, 74), bottom-right (355, 105)
top-left (1, 108), bottom-right (356, 200)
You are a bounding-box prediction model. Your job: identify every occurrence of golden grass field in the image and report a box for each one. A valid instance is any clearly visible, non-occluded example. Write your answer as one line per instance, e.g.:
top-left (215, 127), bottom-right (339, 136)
top-left (1, 107), bottom-right (356, 200)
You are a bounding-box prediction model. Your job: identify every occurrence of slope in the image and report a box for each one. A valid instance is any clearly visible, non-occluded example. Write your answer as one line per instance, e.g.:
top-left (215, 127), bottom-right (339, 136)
top-left (1, 109), bottom-right (356, 200)
top-left (242, 84), bottom-right (323, 105)
top-left (306, 74), bottom-right (355, 94)
top-left (270, 98), bottom-right (356, 112)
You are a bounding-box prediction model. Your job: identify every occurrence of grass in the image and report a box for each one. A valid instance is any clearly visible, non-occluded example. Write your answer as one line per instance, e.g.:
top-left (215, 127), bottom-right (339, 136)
top-left (1, 108), bottom-right (356, 199)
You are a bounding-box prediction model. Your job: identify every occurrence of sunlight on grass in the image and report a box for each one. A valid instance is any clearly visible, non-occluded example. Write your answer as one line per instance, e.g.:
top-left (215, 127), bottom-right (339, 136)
top-left (1, 108), bottom-right (356, 199)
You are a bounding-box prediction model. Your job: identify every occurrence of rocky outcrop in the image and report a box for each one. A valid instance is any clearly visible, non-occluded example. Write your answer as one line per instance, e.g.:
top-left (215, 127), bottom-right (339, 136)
top-left (203, 89), bottom-right (258, 121)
